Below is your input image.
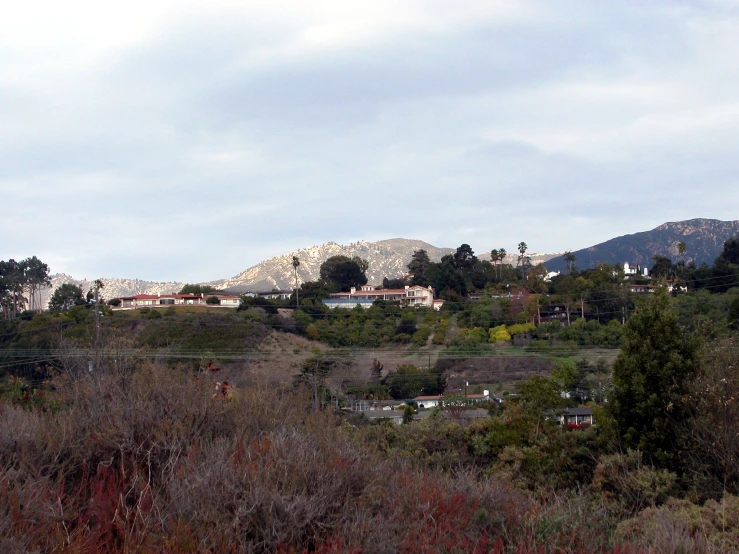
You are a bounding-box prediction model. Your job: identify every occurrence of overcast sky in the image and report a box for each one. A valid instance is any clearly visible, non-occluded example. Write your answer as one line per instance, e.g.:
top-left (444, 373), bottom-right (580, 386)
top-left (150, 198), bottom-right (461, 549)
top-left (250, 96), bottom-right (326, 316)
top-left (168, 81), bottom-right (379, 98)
top-left (1, 1), bottom-right (738, 282)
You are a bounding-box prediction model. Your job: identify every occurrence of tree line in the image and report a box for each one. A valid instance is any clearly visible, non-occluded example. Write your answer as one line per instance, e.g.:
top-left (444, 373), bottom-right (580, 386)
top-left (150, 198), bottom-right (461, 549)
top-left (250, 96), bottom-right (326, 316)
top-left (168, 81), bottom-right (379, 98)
top-left (0, 256), bottom-right (51, 319)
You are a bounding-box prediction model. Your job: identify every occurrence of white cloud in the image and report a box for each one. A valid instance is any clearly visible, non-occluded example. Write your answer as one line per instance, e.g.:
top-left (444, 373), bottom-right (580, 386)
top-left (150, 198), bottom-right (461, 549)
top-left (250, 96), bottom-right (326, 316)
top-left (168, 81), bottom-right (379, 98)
top-left (1, 1), bottom-right (738, 280)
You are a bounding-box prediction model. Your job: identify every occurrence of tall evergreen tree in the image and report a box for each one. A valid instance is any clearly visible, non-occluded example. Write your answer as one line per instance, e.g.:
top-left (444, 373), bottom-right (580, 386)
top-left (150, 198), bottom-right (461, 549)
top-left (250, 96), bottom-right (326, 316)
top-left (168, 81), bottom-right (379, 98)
top-left (408, 249), bottom-right (431, 285)
top-left (607, 286), bottom-right (701, 467)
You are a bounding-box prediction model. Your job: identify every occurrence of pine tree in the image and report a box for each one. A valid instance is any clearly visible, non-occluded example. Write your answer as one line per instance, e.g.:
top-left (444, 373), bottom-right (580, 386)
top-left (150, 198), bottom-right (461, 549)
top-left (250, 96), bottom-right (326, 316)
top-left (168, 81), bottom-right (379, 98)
top-left (607, 286), bottom-right (701, 467)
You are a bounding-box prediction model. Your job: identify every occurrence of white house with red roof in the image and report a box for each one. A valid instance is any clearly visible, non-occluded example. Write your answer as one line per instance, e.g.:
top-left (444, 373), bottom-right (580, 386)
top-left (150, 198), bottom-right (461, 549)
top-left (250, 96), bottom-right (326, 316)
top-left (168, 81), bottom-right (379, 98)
top-left (117, 293), bottom-right (241, 309)
top-left (325, 285), bottom-right (436, 309)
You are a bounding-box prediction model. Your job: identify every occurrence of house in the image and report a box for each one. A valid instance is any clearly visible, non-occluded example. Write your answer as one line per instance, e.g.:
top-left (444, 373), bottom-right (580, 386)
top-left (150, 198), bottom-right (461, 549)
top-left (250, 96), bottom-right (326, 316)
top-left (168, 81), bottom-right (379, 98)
top-left (414, 390), bottom-right (491, 410)
top-left (214, 294), bottom-right (242, 307)
top-left (539, 303), bottom-right (583, 323)
top-left (665, 280), bottom-right (688, 294)
top-left (629, 284), bottom-right (655, 294)
top-left (323, 298), bottom-right (376, 310)
top-left (351, 399), bottom-right (405, 412)
top-left (623, 262), bottom-right (648, 278)
top-left (554, 407), bottom-right (596, 426)
top-left (116, 292), bottom-right (242, 309)
top-left (433, 299), bottom-right (445, 311)
top-left (119, 293), bottom-right (206, 308)
top-left (623, 262), bottom-right (639, 277)
top-left (257, 290), bottom-right (293, 301)
top-left (324, 285), bottom-right (436, 309)
top-left (362, 410), bottom-right (405, 425)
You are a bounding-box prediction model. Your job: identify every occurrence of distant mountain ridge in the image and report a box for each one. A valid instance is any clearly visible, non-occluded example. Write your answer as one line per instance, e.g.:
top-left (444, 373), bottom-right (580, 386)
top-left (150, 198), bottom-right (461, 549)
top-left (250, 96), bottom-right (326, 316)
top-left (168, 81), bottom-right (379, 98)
top-left (209, 239), bottom-right (455, 292)
top-left (38, 239), bottom-right (456, 306)
top-left (545, 218), bottom-right (739, 271)
top-left (39, 219), bottom-right (734, 307)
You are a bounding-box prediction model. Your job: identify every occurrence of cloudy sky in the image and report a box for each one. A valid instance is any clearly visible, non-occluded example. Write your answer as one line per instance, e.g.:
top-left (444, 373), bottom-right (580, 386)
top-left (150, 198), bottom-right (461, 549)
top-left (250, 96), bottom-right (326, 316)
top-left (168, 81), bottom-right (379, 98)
top-left (1, 1), bottom-right (738, 282)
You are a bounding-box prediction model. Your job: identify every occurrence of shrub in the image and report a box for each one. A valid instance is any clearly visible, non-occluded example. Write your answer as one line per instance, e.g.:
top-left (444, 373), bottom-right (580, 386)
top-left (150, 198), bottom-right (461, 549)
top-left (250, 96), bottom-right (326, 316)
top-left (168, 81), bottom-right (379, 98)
top-left (432, 319), bottom-right (449, 344)
top-left (592, 450), bottom-right (677, 515)
top-left (489, 325), bottom-right (511, 343)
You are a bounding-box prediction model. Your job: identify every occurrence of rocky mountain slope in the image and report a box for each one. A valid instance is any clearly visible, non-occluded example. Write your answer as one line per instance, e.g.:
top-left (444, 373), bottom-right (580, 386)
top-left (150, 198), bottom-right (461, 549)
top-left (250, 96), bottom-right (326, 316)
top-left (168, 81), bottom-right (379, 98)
top-left (209, 239), bottom-right (455, 292)
top-left (545, 218), bottom-right (739, 271)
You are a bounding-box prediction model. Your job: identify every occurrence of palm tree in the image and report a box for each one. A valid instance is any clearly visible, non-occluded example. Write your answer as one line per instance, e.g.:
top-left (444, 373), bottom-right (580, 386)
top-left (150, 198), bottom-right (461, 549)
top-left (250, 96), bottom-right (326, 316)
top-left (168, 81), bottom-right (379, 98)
top-left (517, 242), bottom-right (528, 280)
top-left (678, 242), bottom-right (686, 277)
top-left (564, 251), bottom-right (577, 275)
top-left (498, 248), bottom-right (506, 279)
top-left (490, 249), bottom-right (499, 279)
top-left (292, 255), bottom-right (301, 308)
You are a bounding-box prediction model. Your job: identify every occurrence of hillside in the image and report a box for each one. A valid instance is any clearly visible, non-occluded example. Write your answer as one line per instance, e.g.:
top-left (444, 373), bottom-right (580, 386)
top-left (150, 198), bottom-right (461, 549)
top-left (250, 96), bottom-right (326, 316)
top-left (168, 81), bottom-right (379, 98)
top-left (36, 239), bottom-right (455, 306)
top-left (545, 218), bottom-right (739, 271)
top-left (209, 238), bottom-right (455, 292)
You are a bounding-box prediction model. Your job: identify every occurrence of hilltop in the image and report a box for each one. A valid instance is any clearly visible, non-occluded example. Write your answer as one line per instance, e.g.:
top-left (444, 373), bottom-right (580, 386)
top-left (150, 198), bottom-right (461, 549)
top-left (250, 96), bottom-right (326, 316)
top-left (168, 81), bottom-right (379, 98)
top-left (545, 218), bottom-right (739, 271)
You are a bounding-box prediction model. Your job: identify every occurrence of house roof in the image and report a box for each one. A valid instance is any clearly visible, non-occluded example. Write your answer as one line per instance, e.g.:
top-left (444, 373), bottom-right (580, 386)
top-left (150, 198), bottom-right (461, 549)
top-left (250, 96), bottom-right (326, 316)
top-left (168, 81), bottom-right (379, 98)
top-left (565, 407), bottom-right (594, 416)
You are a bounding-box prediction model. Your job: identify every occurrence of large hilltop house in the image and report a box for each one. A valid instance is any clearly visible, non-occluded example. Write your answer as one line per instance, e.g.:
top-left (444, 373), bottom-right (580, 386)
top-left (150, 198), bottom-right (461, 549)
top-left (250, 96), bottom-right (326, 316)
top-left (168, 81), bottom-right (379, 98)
top-left (323, 285), bottom-right (439, 310)
top-left (623, 262), bottom-right (649, 278)
top-left (116, 293), bottom-right (242, 309)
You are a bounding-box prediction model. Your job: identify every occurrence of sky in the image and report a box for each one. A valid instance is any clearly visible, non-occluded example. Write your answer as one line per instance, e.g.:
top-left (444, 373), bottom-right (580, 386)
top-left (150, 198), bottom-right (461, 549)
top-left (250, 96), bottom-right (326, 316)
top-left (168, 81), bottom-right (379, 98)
top-left (1, 0), bottom-right (738, 282)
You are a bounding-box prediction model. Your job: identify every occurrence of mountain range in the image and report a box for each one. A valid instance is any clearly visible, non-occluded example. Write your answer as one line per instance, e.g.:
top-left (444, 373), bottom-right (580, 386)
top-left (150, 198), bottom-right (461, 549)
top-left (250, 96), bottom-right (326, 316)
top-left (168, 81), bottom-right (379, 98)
top-left (545, 218), bottom-right (739, 271)
top-left (40, 218), bottom-right (739, 306)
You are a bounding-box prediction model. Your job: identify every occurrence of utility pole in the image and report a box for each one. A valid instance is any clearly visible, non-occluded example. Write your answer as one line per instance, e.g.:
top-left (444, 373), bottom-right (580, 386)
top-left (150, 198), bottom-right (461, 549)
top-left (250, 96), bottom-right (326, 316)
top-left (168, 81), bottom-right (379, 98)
top-left (93, 279), bottom-right (103, 374)
top-left (94, 280), bottom-right (100, 345)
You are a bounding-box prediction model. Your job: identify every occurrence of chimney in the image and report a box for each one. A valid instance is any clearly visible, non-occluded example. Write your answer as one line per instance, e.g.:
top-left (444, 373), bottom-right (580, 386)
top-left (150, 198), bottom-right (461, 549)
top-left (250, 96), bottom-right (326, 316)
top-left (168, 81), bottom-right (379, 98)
top-left (350, 287), bottom-right (356, 294)
top-left (483, 389), bottom-right (489, 398)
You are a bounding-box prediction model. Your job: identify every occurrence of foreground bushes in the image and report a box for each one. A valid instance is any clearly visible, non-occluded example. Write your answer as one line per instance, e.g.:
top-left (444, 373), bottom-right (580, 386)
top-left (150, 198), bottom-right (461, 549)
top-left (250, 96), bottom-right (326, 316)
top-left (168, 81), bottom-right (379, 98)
top-left (0, 366), bottom-right (736, 553)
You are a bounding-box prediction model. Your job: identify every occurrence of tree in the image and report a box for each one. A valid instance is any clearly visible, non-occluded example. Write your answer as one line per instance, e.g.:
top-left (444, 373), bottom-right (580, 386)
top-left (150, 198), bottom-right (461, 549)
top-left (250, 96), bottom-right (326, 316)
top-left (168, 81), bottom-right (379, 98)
top-left (490, 248), bottom-right (507, 279)
top-left (179, 284), bottom-right (218, 295)
top-left (553, 275), bottom-right (577, 325)
top-left (564, 251), bottom-right (577, 275)
top-left (518, 374), bottom-right (565, 437)
top-left (526, 263), bottom-right (548, 293)
top-left (292, 255), bottom-right (301, 308)
top-left (677, 242), bottom-right (686, 264)
top-left (206, 295), bottom-right (220, 305)
top-left (293, 281), bottom-right (337, 305)
top-left (319, 256), bottom-right (368, 292)
top-left (452, 244), bottom-right (477, 271)
top-left (712, 237), bottom-right (739, 293)
top-left (688, 340), bottom-right (739, 494)
top-left (49, 284), bottom-right (85, 312)
top-left (498, 248), bottom-right (507, 274)
top-left (295, 356), bottom-right (336, 410)
top-left (23, 256), bottom-right (51, 312)
top-left (517, 242), bottom-right (530, 280)
top-left (728, 296), bottom-right (739, 330)
top-left (425, 260), bottom-right (467, 298)
top-left (382, 364), bottom-right (445, 399)
top-left (0, 259), bottom-right (27, 319)
top-left (382, 277), bottom-right (406, 289)
top-left (408, 249), bottom-right (431, 285)
top-left (650, 255), bottom-right (674, 280)
top-left (607, 286), bottom-right (701, 467)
